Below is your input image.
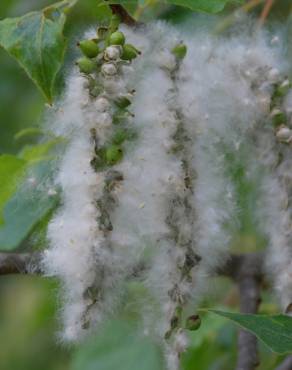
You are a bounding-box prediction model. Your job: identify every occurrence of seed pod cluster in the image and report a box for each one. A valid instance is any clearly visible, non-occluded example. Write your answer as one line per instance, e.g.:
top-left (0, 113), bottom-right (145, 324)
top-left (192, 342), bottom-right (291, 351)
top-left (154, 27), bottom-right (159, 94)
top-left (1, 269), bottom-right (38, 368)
top-left (45, 20), bottom-right (292, 370)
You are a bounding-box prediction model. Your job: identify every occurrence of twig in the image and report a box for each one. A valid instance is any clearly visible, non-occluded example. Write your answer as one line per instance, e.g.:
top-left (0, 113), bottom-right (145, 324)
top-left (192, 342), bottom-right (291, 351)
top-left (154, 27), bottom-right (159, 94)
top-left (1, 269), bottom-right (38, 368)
top-left (218, 252), bottom-right (263, 370)
top-left (236, 275), bottom-right (261, 370)
top-left (275, 356), bottom-right (292, 370)
top-left (216, 252), bottom-right (264, 280)
top-left (0, 251), bottom-right (265, 370)
top-left (108, 4), bottom-right (139, 27)
top-left (0, 249), bottom-right (273, 370)
top-left (214, 0), bottom-right (264, 34)
top-left (0, 252), bottom-right (42, 275)
top-left (1, 250), bottom-right (265, 281)
top-left (258, 0), bottom-right (275, 26)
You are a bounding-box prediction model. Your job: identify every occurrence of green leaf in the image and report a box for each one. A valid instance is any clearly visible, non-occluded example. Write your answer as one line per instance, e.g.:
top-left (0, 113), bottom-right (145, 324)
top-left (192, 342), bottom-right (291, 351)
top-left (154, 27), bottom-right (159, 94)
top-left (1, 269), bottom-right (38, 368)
top-left (72, 320), bottom-right (163, 370)
top-left (0, 155), bottom-right (26, 224)
top-left (20, 138), bottom-right (63, 163)
top-left (103, 0), bottom-right (240, 13)
top-left (0, 161), bottom-right (59, 251)
top-left (163, 0), bottom-right (232, 13)
top-left (208, 310), bottom-right (292, 354)
top-left (0, 138), bottom-right (62, 249)
top-left (14, 127), bottom-right (46, 143)
top-left (0, 1), bottom-right (76, 104)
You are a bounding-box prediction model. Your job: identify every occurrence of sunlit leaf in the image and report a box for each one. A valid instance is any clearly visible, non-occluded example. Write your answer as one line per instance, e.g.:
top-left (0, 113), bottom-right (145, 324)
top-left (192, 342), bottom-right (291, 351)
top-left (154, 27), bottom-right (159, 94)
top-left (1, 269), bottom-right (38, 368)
top-left (0, 155), bottom-right (26, 224)
top-left (14, 127), bottom-right (46, 143)
top-left (20, 139), bottom-right (63, 162)
top-left (0, 161), bottom-right (59, 251)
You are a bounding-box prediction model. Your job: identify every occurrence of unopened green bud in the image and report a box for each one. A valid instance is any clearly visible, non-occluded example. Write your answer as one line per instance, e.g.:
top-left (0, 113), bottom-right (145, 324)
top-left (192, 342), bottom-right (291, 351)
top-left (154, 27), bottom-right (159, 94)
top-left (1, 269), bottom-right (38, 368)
top-left (172, 42), bottom-right (187, 59)
top-left (277, 79), bottom-right (291, 97)
top-left (112, 113), bottom-right (127, 125)
top-left (76, 57), bottom-right (95, 74)
top-left (106, 145), bottom-right (123, 165)
top-left (112, 128), bottom-right (135, 145)
top-left (121, 44), bottom-right (140, 61)
top-left (78, 39), bottom-right (99, 58)
top-left (112, 129), bottom-right (128, 145)
top-left (185, 315), bottom-right (201, 331)
top-left (109, 31), bottom-right (125, 46)
top-left (271, 108), bottom-right (287, 127)
top-left (114, 96), bottom-right (131, 109)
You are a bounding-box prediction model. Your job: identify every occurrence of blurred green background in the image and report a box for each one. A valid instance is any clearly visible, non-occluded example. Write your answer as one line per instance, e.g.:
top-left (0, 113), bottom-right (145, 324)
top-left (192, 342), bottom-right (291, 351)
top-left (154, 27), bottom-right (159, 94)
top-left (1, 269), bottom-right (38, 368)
top-left (0, 1), bottom-right (291, 370)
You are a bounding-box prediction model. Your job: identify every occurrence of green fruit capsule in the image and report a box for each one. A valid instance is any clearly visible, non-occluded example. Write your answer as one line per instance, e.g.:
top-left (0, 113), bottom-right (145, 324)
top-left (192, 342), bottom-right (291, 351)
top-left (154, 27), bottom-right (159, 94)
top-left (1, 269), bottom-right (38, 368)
top-left (277, 79), bottom-right (291, 97)
top-left (271, 108), bottom-right (287, 127)
top-left (78, 39), bottom-right (99, 58)
top-left (106, 145), bottom-right (123, 165)
top-left (76, 57), bottom-right (95, 74)
top-left (121, 44), bottom-right (140, 61)
top-left (112, 129), bottom-right (128, 145)
top-left (185, 315), bottom-right (201, 331)
top-left (114, 96), bottom-right (131, 109)
top-left (109, 31), bottom-right (125, 46)
top-left (172, 42), bottom-right (187, 59)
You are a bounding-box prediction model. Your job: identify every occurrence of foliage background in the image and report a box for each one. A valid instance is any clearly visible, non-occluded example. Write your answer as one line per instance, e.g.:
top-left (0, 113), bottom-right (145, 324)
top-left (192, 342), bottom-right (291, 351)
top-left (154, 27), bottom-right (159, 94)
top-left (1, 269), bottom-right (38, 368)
top-left (0, 1), bottom-right (291, 370)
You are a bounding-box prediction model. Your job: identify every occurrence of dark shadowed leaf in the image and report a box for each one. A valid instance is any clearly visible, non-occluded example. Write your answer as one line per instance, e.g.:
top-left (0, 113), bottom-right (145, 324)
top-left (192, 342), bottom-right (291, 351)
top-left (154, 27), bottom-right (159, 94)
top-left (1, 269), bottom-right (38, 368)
top-left (163, 0), bottom-right (235, 12)
top-left (0, 1), bottom-right (76, 103)
top-left (104, 0), bottom-right (241, 13)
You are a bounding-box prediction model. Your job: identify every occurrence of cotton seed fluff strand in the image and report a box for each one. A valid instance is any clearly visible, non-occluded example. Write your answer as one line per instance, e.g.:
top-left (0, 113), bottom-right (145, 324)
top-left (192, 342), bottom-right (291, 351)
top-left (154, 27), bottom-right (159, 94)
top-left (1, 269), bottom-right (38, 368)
top-left (42, 17), bottom-right (291, 370)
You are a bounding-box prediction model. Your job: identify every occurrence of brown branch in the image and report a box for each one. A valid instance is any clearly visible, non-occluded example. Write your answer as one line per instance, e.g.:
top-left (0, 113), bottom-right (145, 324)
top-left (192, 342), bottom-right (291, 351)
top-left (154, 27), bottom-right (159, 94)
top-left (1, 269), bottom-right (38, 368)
top-left (258, 0), bottom-right (275, 26)
top-left (236, 269), bottom-right (261, 370)
top-left (0, 252), bottom-right (42, 275)
top-left (0, 249), bottom-right (284, 370)
top-left (1, 250), bottom-right (290, 370)
top-left (218, 252), bottom-right (264, 370)
top-left (275, 356), bottom-right (292, 370)
top-left (217, 252), bottom-right (264, 281)
top-left (1, 250), bottom-right (265, 278)
top-left (0, 250), bottom-right (266, 370)
top-left (108, 4), bottom-right (139, 27)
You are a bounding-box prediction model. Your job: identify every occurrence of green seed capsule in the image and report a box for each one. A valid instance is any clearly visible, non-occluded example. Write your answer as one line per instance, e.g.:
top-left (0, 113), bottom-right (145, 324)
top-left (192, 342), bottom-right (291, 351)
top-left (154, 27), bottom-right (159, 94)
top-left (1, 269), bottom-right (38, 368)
top-left (277, 79), bottom-right (291, 97)
top-left (79, 40), bottom-right (99, 58)
top-left (109, 31), bottom-right (125, 46)
top-left (185, 315), bottom-right (201, 331)
top-left (112, 128), bottom-right (136, 145)
top-left (106, 145), bottom-right (123, 165)
top-left (271, 109), bottom-right (287, 127)
top-left (121, 44), bottom-right (140, 61)
top-left (172, 43), bottom-right (187, 59)
top-left (114, 96), bottom-right (131, 109)
top-left (76, 57), bottom-right (95, 74)
top-left (112, 129), bottom-right (128, 145)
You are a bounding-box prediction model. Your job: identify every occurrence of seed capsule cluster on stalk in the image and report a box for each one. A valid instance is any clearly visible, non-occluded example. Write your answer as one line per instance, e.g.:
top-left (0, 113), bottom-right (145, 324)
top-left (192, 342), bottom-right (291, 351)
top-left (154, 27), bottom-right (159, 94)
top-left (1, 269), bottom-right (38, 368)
top-left (76, 15), bottom-right (140, 171)
top-left (44, 14), bottom-right (142, 342)
top-left (43, 19), bottom-right (292, 370)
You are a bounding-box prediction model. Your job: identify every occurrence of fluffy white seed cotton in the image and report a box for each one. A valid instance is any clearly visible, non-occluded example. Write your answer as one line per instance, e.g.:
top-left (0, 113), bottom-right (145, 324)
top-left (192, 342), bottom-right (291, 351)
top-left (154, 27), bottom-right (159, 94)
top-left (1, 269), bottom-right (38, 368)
top-left (42, 19), bottom-right (291, 370)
